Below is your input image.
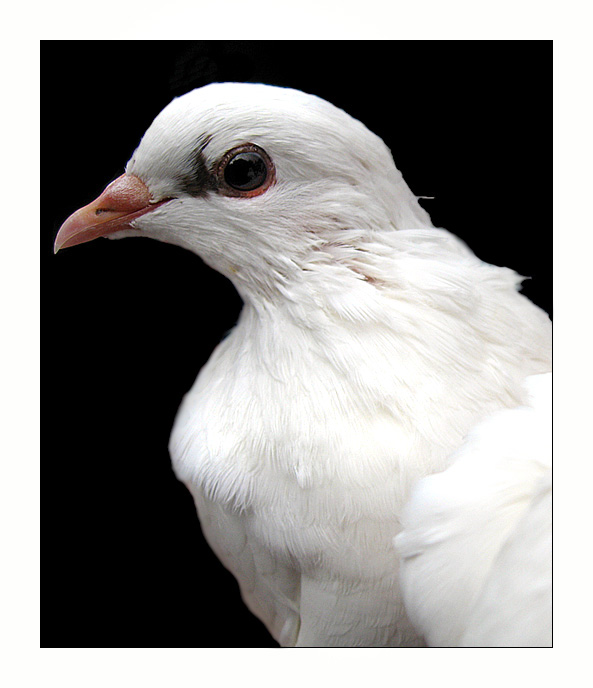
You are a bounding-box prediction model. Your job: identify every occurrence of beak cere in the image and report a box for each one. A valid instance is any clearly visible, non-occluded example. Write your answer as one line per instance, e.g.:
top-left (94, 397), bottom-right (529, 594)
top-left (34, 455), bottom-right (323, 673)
top-left (54, 174), bottom-right (163, 253)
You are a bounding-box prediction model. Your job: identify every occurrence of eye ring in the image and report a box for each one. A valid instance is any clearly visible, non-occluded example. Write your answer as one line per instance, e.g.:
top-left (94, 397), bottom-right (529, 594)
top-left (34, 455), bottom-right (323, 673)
top-left (216, 143), bottom-right (276, 198)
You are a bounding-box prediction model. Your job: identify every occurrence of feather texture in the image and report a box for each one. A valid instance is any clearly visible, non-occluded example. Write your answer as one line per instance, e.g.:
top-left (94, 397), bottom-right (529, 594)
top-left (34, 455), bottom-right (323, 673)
top-left (395, 373), bottom-right (552, 646)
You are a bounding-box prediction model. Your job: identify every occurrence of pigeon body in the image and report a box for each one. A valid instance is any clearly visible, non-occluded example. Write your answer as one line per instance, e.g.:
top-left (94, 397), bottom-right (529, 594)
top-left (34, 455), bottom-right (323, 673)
top-left (55, 83), bottom-right (552, 646)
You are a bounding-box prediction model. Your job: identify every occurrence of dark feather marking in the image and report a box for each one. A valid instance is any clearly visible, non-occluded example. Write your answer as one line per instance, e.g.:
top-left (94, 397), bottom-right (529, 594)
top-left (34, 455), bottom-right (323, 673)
top-left (177, 133), bottom-right (217, 197)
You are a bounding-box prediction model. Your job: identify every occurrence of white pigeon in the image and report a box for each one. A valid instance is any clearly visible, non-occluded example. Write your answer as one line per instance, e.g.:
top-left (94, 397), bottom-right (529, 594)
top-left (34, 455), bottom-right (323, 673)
top-left (54, 82), bottom-right (552, 647)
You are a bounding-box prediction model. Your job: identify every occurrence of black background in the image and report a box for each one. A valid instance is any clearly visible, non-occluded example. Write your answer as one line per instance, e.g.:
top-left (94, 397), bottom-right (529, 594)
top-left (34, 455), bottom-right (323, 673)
top-left (42, 41), bottom-right (551, 648)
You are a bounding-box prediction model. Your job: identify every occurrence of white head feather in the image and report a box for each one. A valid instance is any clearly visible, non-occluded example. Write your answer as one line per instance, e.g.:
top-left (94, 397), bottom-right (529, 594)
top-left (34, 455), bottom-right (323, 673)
top-left (122, 82), bottom-right (433, 300)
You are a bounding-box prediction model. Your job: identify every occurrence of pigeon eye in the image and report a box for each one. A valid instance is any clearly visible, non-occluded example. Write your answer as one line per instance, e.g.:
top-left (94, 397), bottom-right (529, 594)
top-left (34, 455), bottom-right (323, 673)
top-left (225, 152), bottom-right (266, 190)
top-left (217, 144), bottom-right (275, 197)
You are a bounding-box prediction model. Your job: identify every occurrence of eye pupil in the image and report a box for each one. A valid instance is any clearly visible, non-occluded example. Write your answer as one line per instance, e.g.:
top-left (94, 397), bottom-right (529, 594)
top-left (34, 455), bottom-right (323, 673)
top-left (224, 152), bottom-right (267, 191)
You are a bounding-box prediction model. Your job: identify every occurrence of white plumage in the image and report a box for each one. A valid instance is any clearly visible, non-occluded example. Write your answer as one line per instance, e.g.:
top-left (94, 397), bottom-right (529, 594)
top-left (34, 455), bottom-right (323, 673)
top-left (395, 373), bottom-right (551, 646)
top-left (55, 82), bottom-right (552, 647)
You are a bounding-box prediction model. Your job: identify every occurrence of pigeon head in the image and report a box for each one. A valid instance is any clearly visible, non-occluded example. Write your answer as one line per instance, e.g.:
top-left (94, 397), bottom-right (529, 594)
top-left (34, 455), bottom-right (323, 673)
top-left (55, 82), bottom-right (432, 300)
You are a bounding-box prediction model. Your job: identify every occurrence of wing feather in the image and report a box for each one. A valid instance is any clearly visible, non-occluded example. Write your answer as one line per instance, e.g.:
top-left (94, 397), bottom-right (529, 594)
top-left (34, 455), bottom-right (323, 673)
top-left (395, 373), bottom-right (552, 647)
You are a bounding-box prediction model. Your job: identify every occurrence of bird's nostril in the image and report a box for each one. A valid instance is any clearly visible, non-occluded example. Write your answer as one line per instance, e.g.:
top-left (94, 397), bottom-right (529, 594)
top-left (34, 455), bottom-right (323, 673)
top-left (95, 208), bottom-right (114, 215)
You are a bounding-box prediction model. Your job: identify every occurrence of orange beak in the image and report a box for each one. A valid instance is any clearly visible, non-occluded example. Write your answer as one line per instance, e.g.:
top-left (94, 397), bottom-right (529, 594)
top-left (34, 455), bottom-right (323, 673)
top-left (54, 174), bottom-right (168, 253)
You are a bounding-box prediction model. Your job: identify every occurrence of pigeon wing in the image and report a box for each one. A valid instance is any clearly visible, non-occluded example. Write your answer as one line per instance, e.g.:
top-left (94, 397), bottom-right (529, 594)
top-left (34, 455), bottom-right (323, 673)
top-left (395, 373), bottom-right (552, 647)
